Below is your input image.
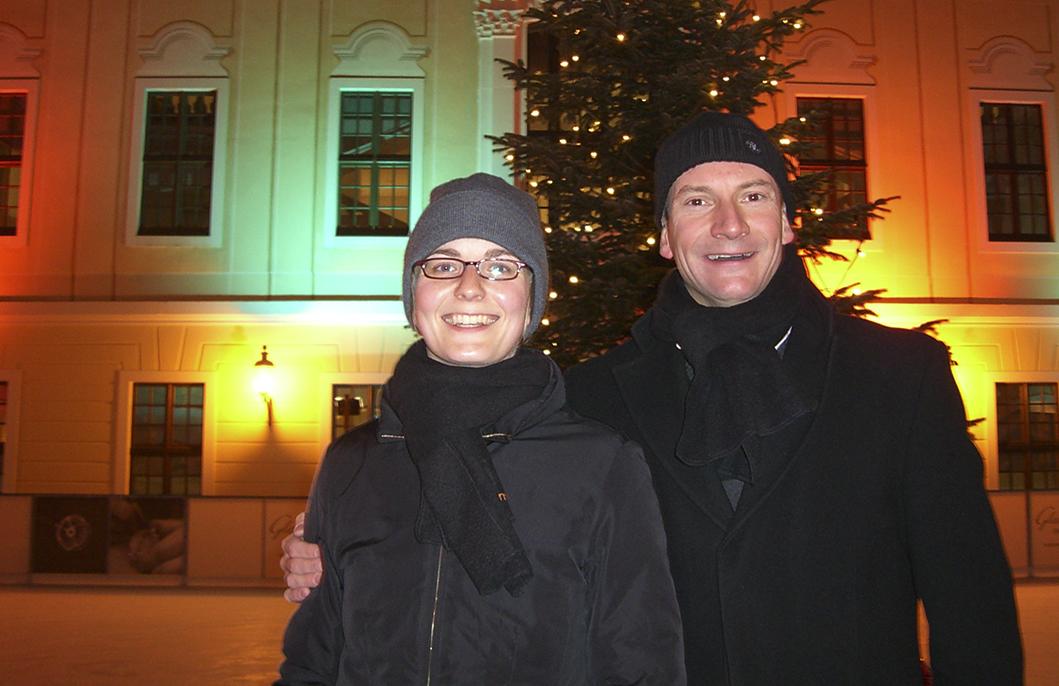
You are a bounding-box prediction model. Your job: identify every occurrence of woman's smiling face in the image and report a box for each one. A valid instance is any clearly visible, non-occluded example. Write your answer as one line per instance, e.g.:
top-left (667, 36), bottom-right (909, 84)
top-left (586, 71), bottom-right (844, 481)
top-left (412, 237), bottom-right (532, 368)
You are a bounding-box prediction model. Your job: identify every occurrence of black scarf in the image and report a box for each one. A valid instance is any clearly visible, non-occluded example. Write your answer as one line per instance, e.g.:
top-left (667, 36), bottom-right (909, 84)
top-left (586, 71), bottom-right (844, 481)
top-left (650, 243), bottom-right (819, 483)
top-left (384, 341), bottom-right (551, 597)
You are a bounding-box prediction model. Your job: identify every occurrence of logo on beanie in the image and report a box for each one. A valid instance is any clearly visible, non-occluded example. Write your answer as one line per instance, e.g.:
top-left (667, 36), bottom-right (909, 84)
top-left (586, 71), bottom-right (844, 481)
top-left (744, 138), bottom-right (761, 154)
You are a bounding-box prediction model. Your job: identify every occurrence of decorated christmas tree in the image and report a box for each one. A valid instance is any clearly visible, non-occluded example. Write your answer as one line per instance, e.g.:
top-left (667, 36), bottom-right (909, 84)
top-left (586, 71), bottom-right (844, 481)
top-left (491, 0), bottom-right (894, 367)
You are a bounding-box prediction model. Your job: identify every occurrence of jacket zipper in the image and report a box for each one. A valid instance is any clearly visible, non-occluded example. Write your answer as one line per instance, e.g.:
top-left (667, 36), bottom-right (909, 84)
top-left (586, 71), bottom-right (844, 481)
top-left (425, 546), bottom-right (444, 686)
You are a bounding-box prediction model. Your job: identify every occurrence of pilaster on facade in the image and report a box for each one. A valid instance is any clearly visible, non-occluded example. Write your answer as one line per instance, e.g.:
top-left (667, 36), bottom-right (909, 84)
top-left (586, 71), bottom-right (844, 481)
top-left (474, 2), bottom-right (529, 177)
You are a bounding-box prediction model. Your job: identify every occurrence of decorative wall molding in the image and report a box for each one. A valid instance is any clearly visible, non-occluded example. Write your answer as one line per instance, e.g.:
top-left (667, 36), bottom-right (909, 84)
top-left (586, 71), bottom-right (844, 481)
top-left (968, 36), bottom-right (1053, 91)
top-left (0, 23), bottom-right (42, 77)
top-left (785, 28), bottom-right (876, 85)
top-left (333, 21), bottom-right (427, 77)
top-left (137, 21), bottom-right (230, 77)
top-left (474, 8), bottom-right (525, 38)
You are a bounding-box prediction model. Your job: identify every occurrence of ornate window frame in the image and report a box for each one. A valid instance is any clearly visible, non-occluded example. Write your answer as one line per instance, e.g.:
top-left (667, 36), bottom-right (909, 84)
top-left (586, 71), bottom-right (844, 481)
top-left (125, 22), bottom-right (230, 247)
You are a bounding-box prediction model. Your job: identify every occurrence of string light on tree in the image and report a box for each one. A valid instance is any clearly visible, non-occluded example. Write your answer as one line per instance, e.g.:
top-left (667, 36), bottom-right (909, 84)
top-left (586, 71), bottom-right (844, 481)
top-left (484, 0), bottom-right (892, 368)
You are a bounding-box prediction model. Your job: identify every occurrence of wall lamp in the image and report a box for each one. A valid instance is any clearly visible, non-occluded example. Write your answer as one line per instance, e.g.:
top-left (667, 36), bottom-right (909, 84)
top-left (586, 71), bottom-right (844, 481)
top-left (253, 345), bottom-right (275, 426)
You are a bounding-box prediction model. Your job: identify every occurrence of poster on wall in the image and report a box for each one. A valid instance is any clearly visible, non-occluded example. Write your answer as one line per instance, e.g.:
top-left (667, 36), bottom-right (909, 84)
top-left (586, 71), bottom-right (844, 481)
top-left (31, 496), bottom-right (109, 573)
top-left (1030, 492), bottom-right (1059, 575)
top-left (107, 496), bottom-right (186, 575)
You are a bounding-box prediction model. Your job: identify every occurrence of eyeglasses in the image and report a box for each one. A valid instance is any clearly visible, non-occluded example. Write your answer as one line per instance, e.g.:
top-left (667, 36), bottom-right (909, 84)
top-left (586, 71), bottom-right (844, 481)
top-left (413, 257), bottom-right (530, 281)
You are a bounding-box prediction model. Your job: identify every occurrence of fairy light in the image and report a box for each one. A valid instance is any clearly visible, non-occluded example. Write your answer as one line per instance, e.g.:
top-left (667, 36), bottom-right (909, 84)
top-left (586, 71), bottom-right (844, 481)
top-left (590, 151), bottom-right (598, 159)
top-left (769, 79), bottom-right (779, 86)
top-left (530, 108), bottom-right (540, 117)
top-left (549, 290), bottom-right (558, 300)
top-left (793, 22), bottom-right (803, 29)
top-left (722, 76), bottom-right (730, 82)
top-left (606, 187), bottom-right (615, 195)
top-left (559, 138), bottom-right (568, 144)
top-left (646, 236), bottom-right (657, 246)
top-left (543, 349), bottom-right (552, 356)
top-left (571, 55), bottom-right (580, 62)
top-left (541, 318), bottom-right (551, 326)
top-left (778, 137), bottom-right (791, 146)
top-left (572, 125), bottom-right (580, 132)
top-left (709, 89), bottom-right (719, 97)
top-left (505, 153), bottom-right (514, 161)
top-left (758, 55), bottom-right (767, 61)
top-left (569, 275), bottom-right (580, 284)
top-left (544, 226), bottom-right (553, 233)
top-left (616, 32), bottom-right (626, 42)
top-left (560, 59), bottom-right (569, 67)
top-left (621, 134), bottom-right (631, 141)
top-left (813, 207), bottom-right (824, 216)
top-left (529, 180), bottom-right (539, 188)
top-left (753, 14), bottom-right (761, 21)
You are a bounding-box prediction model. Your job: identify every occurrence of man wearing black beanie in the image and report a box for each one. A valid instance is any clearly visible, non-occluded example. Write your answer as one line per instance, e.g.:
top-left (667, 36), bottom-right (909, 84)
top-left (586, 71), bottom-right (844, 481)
top-left (282, 112), bottom-right (1023, 685)
top-left (565, 111), bottom-right (1023, 684)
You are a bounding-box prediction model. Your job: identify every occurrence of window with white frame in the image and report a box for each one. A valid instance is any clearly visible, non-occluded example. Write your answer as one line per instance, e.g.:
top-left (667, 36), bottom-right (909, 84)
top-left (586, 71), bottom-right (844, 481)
top-left (130, 382), bottom-right (204, 495)
top-left (0, 81), bottom-right (37, 243)
top-left (332, 383), bottom-right (384, 439)
top-left (127, 22), bottom-right (230, 246)
top-left (337, 91), bottom-right (413, 236)
top-left (138, 90), bottom-right (217, 237)
top-left (996, 382), bottom-right (1059, 490)
top-left (128, 81), bottom-right (227, 245)
top-left (0, 93), bottom-right (26, 236)
top-left (980, 103), bottom-right (1053, 242)
top-left (796, 96), bottom-right (870, 239)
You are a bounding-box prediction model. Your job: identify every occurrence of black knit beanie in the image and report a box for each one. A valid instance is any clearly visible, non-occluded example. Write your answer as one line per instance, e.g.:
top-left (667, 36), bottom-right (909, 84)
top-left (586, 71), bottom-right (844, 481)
top-left (403, 173), bottom-right (549, 338)
top-left (654, 111), bottom-right (795, 225)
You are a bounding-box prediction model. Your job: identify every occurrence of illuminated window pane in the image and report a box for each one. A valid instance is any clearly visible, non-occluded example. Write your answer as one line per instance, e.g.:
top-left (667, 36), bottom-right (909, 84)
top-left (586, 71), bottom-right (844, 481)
top-left (981, 103), bottom-right (1052, 242)
top-left (0, 93), bottom-right (27, 237)
top-left (337, 92), bottom-right (412, 236)
top-left (332, 384), bottom-right (384, 440)
top-left (996, 382), bottom-right (1059, 491)
top-left (796, 97), bottom-right (870, 239)
top-left (139, 91), bottom-right (216, 237)
top-left (130, 383), bottom-right (204, 495)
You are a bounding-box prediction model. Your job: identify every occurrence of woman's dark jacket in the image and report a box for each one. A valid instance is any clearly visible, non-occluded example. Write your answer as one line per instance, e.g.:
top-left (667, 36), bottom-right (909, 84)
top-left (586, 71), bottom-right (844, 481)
top-left (278, 362), bottom-right (686, 685)
top-left (565, 303), bottom-right (1022, 685)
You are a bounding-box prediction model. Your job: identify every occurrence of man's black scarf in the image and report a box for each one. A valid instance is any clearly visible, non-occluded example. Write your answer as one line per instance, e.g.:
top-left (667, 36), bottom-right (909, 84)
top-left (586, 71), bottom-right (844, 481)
top-left (385, 341), bottom-right (551, 597)
top-left (650, 243), bottom-right (820, 484)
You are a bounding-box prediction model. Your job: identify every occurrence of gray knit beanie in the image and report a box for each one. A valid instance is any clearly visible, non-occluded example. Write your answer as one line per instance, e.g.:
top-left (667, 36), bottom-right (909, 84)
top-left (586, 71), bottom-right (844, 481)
top-left (654, 111), bottom-right (795, 226)
top-left (403, 173), bottom-right (549, 338)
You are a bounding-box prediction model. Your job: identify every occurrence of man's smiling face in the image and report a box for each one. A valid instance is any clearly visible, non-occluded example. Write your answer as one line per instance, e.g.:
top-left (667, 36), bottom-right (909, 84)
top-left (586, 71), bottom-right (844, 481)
top-left (660, 161), bottom-right (794, 308)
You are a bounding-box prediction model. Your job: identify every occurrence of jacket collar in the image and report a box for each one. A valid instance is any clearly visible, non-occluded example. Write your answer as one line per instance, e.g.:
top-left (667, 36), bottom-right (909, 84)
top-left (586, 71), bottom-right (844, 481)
top-left (376, 357), bottom-right (567, 444)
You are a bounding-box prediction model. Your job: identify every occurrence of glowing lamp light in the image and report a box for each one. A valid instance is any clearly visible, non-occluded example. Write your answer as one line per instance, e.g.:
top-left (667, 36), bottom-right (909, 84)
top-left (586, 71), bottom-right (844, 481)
top-left (616, 32), bottom-right (626, 42)
top-left (646, 236), bottom-right (657, 246)
top-left (568, 275), bottom-right (580, 284)
top-left (549, 290), bottom-right (558, 300)
top-left (253, 345), bottom-right (276, 426)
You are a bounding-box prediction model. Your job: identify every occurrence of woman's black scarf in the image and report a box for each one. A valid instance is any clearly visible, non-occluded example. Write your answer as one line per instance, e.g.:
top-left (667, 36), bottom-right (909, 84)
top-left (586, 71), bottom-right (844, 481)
top-left (384, 341), bottom-right (551, 597)
top-left (650, 243), bottom-right (820, 484)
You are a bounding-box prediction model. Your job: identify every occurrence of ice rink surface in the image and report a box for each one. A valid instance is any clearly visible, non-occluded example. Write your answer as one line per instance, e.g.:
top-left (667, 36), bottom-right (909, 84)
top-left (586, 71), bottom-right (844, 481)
top-left (1, 581), bottom-right (1056, 685)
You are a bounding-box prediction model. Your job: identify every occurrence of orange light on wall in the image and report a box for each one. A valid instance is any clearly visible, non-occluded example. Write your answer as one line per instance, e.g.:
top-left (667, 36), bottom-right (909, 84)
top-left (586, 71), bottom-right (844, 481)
top-left (253, 345), bottom-right (275, 426)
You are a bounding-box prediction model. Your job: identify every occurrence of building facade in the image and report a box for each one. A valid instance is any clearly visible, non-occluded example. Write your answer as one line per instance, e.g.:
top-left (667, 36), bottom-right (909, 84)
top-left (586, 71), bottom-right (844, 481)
top-left (0, 0), bottom-right (1057, 581)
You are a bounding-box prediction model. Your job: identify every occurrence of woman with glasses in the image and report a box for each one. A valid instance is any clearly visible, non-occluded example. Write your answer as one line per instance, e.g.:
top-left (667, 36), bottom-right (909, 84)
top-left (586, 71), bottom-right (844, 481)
top-left (277, 173), bottom-right (684, 685)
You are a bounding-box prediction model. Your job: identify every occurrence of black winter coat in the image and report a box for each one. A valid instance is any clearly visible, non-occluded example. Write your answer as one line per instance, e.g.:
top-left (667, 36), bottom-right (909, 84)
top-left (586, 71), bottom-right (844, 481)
top-left (566, 305), bottom-right (1022, 685)
top-left (278, 362), bottom-right (686, 685)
